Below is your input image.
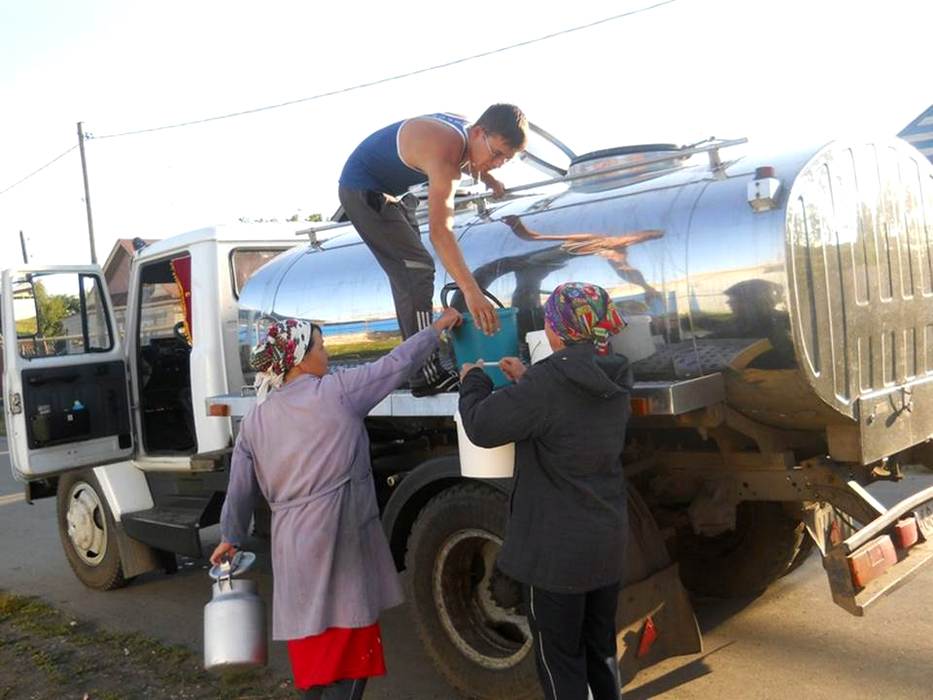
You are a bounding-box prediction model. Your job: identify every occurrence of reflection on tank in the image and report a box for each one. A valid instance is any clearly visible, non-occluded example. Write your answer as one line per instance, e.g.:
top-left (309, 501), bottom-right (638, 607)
top-left (503, 215), bottom-right (665, 301)
top-left (448, 214), bottom-right (666, 350)
top-left (450, 213), bottom-right (797, 379)
top-left (690, 279), bottom-right (795, 370)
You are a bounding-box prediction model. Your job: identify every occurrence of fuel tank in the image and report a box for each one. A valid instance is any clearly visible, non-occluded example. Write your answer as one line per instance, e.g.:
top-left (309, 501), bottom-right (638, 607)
top-left (238, 138), bottom-right (933, 461)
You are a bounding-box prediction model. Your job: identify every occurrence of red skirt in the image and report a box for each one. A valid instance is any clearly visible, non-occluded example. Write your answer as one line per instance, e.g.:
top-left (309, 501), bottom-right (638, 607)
top-left (287, 622), bottom-right (386, 689)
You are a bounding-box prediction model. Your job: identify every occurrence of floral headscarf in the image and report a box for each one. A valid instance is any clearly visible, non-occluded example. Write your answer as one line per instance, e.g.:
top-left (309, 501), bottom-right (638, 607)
top-left (544, 282), bottom-right (626, 356)
top-left (249, 318), bottom-right (315, 403)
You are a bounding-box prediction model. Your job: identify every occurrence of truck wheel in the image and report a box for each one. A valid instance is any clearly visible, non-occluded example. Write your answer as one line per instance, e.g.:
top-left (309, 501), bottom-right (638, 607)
top-left (404, 483), bottom-right (541, 700)
top-left (677, 501), bottom-right (806, 598)
top-left (57, 471), bottom-right (127, 590)
top-left (782, 505), bottom-right (857, 578)
top-left (781, 535), bottom-right (815, 577)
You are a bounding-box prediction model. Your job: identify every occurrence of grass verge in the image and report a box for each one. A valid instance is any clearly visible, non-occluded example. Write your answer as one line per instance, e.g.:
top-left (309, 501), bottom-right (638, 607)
top-left (0, 591), bottom-right (294, 699)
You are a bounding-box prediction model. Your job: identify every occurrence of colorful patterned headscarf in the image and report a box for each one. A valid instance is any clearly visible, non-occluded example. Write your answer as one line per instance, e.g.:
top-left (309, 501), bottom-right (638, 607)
top-left (249, 319), bottom-right (315, 403)
top-left (544, 282), bottom-right (626, 356)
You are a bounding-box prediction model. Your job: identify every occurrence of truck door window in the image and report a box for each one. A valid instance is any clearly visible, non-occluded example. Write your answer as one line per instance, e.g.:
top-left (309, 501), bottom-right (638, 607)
top-left (12, 272), bottom-right (113, 358)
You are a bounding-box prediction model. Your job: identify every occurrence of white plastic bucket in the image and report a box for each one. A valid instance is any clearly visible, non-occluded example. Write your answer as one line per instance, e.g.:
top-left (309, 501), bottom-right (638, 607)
top-left (610, 315), bottom-right (655, 362)
top-left (454, 410), bottom-right (515, 478)
top-left (526, 330), bottom-right (552, 364)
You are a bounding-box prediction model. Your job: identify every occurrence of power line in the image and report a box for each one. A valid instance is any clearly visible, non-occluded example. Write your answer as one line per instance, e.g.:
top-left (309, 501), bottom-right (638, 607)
top-left (0, 145), bottom-right (78, 198)
top-left (0, 2), bottom-right (678, 200)
top-left (94, 0), bottom-right (680, 140)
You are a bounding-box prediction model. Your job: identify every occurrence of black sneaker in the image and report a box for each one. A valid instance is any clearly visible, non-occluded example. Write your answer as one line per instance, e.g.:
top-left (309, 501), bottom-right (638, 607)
top-left (410, 368), bottom-right (460, 397)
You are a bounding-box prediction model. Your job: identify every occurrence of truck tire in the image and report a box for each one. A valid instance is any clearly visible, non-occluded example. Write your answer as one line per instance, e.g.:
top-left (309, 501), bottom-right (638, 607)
top-left (781, 536), bottom-right (815, 577)
top-left (404, 483), bottom-right (541, 700)
top-left (57, 470), bottom-right (127, 590)
top-left (782, 505), bottom-right (857, 578)
top-left (677, 501), bottom-right (806, 598)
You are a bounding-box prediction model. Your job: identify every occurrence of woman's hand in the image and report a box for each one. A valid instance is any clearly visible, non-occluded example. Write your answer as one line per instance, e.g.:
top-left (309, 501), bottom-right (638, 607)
top-left (460, 359), bottom-right (485, 382)
top-left (432, 307), bottom-right (463, 333)
top-left (210, 541), bottom-right (238, 567)
top-left (499, 357), bottom-right (527, 383)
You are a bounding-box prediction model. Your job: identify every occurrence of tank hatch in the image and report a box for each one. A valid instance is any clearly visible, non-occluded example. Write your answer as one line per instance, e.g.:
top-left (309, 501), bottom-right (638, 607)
top-left (568, 144), bottom-right (685, 191)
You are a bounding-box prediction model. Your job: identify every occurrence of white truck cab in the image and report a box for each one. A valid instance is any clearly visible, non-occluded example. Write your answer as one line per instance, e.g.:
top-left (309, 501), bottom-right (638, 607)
top-left (2, 224), bottom-right (294, 584)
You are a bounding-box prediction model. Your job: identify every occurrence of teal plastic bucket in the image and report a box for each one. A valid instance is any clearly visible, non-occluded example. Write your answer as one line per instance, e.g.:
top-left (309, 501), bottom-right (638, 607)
top-left (442, 284), bottom-right (519, 388)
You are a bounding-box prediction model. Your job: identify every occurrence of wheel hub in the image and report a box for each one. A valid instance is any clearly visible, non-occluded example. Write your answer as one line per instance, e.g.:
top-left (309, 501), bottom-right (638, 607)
top-left (432, 528), bottom-right (532, 670)
top-left (65, 482), bottom-right (106, 566)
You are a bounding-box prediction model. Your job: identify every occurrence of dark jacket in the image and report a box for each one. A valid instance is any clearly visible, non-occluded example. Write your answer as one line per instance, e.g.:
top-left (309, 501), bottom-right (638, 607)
top-left (458, 343), bottom-right (632, 593)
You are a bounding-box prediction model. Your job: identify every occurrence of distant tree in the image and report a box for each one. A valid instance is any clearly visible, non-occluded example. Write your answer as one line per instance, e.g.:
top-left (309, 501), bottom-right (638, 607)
top-left (34, 282), bottom-right (79, 339)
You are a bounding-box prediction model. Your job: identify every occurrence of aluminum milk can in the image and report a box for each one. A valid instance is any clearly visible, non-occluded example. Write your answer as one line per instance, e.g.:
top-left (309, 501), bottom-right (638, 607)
top-left (203, 552), bottom-right (268, 671)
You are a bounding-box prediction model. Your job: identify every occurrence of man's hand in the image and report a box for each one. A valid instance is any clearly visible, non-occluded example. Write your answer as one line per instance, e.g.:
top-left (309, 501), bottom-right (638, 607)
top-left (482, 173), bottom-right (507, 199)
top-left (210, 541), bottom-right (238, 567)
top-left (465, 288), bottom-right (500, 335)
top-left (460, 359), bottom-right (485, 382)
top-left (498, 357), bottom-right (527, 383)
top-left (432, 307), bottom-right (463, 333)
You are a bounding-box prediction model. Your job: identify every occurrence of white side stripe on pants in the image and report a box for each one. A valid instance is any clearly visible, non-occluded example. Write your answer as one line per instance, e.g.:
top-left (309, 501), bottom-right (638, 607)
top-left (417, 311), bottom-right (439, 382)
top-left (530, 585), bottom-right (560, 700)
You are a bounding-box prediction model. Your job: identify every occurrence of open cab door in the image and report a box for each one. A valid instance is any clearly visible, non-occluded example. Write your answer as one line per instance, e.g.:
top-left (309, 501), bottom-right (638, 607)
top-left (1, 266), bottom-right (133, 480)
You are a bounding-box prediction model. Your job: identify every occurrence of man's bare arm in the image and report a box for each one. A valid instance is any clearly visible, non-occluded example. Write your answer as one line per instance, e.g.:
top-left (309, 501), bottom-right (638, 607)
top-left (399, 119), bottom-right (500, 333)
top-left (425, 172), bottom-right (478, 293)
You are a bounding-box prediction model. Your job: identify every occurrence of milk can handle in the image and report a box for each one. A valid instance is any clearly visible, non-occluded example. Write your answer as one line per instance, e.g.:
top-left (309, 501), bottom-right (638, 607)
top-left (441, 283), bottom-right (505, 310)
top-left (218, 557), bottom-right (234, 592)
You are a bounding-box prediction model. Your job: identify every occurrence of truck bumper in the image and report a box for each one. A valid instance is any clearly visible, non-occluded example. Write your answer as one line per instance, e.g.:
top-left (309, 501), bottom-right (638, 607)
top-left (823, 484), bottom-right (933, 615)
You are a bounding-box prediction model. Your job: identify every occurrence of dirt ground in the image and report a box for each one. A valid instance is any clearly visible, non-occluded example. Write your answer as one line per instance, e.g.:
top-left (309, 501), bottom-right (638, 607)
top-left (0, 591), bottom-right (296, 700)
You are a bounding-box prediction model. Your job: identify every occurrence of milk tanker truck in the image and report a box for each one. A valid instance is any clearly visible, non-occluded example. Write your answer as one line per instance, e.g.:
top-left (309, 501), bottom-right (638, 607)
top-left (4, 128), bottom-right (933, 698)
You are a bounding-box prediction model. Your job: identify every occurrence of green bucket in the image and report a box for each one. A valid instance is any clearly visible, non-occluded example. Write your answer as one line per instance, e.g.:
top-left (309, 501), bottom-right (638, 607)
top-left (442, 284), bottom-right (519, 388)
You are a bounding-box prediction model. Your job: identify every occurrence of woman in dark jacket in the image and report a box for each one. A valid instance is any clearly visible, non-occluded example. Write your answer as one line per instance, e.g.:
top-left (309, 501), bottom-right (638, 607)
top-left (458, 282), bottom-right (631, 700)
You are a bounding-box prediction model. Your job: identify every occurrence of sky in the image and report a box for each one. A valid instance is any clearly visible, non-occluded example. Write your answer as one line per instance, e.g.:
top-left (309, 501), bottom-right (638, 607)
top-left (0, 0), bottom-right (930, 268)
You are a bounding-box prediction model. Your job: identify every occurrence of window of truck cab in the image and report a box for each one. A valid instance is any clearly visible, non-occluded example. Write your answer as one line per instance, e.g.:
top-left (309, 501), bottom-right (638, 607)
top-left (229, 248), bottom-right (288, 298)
top-left (11, 272), bottom-right (113, 358)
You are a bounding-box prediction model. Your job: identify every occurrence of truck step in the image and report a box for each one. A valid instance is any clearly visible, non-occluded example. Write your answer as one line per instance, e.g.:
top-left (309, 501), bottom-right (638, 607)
top-left (122, 496), bottom-right (217, 558)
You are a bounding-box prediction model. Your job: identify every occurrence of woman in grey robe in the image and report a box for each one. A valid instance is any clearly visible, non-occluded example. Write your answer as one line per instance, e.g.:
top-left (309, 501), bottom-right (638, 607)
top-left (210, 307), bottom-right (461, 699)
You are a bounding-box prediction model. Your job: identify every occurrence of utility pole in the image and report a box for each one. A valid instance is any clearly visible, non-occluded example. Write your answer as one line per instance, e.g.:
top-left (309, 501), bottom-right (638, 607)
top-left (19, 230), bottom-right (29, 264)
top-left (76, 121), bottom-right (98, 265)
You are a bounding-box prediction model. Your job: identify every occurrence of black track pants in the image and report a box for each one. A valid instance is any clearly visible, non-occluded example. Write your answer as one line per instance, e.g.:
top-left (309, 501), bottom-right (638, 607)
top-left (301, 677), bottom-right (367, 700)
top-left (523, 582), bottom-right (622, 700)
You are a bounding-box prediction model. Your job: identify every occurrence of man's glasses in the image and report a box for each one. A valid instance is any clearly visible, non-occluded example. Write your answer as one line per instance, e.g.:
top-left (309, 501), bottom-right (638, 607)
top-left (482, 131), bottom-right (513, 164)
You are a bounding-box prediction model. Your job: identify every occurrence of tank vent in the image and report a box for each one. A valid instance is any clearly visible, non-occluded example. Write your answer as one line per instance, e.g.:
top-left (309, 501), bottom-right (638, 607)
top-left (567, 144), bottom-right (685, 191)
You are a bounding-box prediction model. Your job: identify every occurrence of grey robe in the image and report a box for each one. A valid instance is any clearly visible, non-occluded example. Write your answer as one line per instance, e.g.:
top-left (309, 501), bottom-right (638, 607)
top-left (220, 326), bottom-right (440, 640)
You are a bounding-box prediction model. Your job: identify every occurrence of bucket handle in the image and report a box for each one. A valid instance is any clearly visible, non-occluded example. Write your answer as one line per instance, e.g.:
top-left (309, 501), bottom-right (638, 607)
top-left (441, 282), bottom-right (505, 310)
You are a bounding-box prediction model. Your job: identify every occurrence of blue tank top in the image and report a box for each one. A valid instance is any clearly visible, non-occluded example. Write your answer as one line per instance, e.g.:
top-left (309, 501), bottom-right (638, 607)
top-left (339, 113), bottom-right (469, 196)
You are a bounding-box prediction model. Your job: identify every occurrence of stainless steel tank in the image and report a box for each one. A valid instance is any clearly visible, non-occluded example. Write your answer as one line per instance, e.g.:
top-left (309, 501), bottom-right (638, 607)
top-left (238, 137), bottom-right (933, 463)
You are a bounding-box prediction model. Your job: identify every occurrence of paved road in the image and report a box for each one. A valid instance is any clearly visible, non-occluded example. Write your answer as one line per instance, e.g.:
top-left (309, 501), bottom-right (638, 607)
top-left (1, 439), bottom-right (932, 698)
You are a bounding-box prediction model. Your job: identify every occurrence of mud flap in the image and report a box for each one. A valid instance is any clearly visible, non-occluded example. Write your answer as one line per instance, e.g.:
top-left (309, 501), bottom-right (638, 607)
top-left (617, 563), bottom-right (701, 684)
top-left (617, 487), bottom-right (701, 684)
top-left (113, 523), bottom-right (162, 579)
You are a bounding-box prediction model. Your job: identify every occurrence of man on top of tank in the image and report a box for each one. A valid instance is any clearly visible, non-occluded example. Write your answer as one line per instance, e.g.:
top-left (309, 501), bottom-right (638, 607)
top-left (338, 104), bottom-right (529, 396)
